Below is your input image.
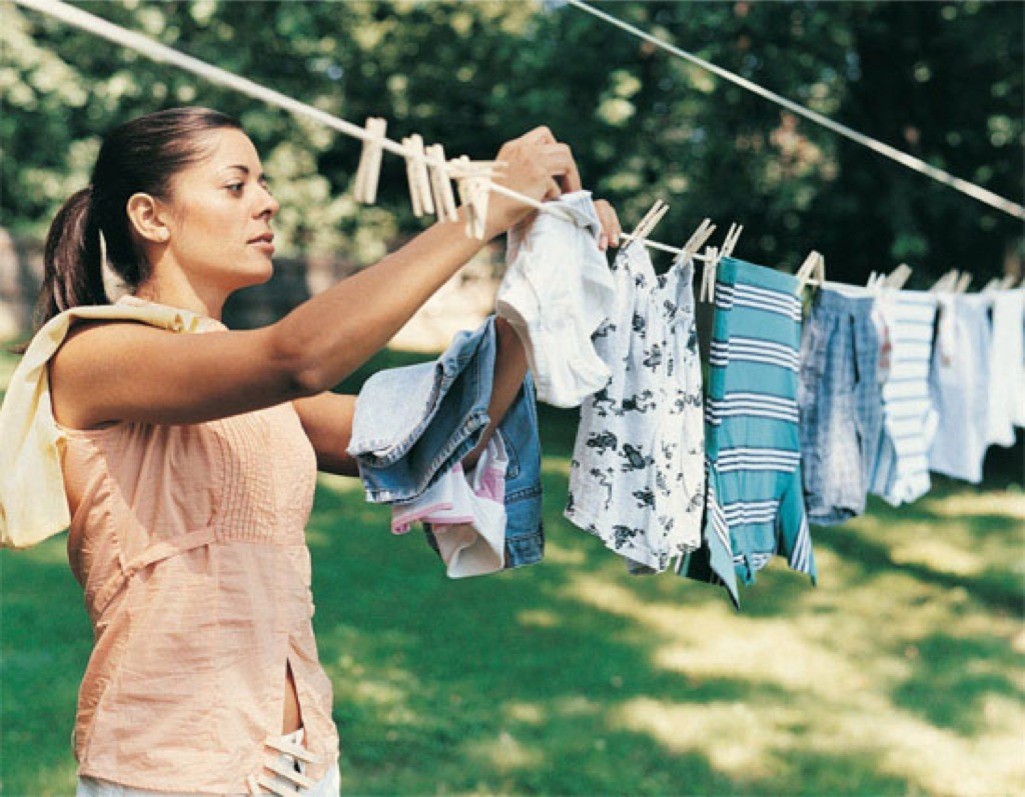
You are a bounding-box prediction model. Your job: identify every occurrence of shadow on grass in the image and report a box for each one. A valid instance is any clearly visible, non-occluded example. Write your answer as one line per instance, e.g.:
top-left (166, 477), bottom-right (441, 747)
top-left (890, 630), bottom-right (1022, 737)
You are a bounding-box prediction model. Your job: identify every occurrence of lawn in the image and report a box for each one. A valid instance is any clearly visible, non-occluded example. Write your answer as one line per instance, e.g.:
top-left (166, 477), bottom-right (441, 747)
top-left (1, 345), bottom-right (1023, 796)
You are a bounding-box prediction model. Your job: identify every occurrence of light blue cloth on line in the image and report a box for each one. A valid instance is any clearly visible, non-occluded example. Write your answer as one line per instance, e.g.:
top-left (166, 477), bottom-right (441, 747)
top-left (928, 293), bottom-right (992, 484)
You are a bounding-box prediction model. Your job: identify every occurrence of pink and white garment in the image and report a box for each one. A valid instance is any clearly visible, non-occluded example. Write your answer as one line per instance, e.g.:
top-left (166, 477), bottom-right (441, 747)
top-left (391, 435), bottom-right (508, 578)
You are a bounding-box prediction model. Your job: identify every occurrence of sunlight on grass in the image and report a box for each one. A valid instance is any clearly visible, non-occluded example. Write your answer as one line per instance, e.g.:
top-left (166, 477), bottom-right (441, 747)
top-left (612, 697), bottom-right (787, 779)
top-left (463, 730), bottom-right (542, 772)
top-left (922, 490), bottom-right (1025, 520)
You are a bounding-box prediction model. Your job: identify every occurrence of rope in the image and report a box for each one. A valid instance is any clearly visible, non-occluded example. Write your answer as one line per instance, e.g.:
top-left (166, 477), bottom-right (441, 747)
top-left (13, 0), bottom-right (707, 260)
top-left (564, 0), bottom-right (1025, 221)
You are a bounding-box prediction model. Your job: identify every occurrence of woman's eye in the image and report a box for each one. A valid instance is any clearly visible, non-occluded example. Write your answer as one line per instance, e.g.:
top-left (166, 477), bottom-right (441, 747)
top-left (227, 183), bottom-right (244, 193)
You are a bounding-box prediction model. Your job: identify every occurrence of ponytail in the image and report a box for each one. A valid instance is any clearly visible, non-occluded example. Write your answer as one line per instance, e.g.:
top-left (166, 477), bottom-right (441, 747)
top-left (36, 187), bottom-right (107, 328)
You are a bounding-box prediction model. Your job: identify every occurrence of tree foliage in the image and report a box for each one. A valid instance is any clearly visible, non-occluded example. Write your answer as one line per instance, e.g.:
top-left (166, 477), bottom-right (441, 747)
top-left (2, 0), bottom-right (1021, 282)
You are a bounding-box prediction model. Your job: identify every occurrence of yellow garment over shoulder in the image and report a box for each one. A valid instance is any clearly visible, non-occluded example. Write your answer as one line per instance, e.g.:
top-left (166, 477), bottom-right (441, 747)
top-left (0, 296), bottom-right (207, 548)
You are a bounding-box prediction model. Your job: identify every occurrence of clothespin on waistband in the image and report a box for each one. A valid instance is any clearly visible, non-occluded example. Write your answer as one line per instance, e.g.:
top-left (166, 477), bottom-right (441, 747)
top-left (623, 199), bottom-right (670, 247)
top-left (700, 245), bottom-right (719, 303)
top-left (884, 263), bottom-right (913, 290)
top-left (352, 117), bottom-right (388, 205)
top-left (1001, 274), bottom-right (1021, 289)
top-left (795, 251), bottom-right (825, 295)
top-left (425, 143), bottom-right (460, 224)
top-left (402, 134), bottom-right (434, 218)
top-left (450, 156), bottom-right (505, 240)
top-left (954, 272), bottom-right (973, 294)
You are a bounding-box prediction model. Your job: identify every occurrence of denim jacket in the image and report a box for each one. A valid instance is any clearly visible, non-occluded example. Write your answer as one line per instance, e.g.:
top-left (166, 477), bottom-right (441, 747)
top-left (347, 316), bottom-right (544, 568)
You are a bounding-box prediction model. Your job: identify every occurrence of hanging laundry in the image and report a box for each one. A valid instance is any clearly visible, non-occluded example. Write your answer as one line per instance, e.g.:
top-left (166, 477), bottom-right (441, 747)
top-left (797, 285), bottom-right (883, 525)
top-left (677, 257), bottom-right (815, 608)
top-left (868, 290), bottom-right (939, 505)
top-left (391, 435), bottom-right (509, 578)
top-left (495, 190), bottom-right (616, 408)
top-left (564, 242), bottom-right (705, 573)
top-left (986, 289), bottom-right (1025, 445)
top-left (347, 316), bottom-right (544, 569)
top-left (928, 294), bottom-right (993, 484)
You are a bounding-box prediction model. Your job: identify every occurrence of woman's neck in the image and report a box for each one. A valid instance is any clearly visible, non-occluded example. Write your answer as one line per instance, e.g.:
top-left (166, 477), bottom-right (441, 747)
top-left (132, 279), bottom-right (226, 321)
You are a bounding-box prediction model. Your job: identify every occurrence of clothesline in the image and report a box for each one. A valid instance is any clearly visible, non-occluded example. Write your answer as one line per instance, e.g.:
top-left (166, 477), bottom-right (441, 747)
top-left (14, 0), bottom-right (718, 262)
top-left (563, 0), bottom-right (1025, 221)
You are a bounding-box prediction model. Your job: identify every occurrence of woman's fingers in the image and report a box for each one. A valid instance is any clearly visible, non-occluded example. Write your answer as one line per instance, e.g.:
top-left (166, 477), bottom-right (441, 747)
top-left (594, 199), bottom-right (622, 251)
top-left (520, 126), bottom-right (557, 146)
top-left (537, 143), bottom-right (582, 193)
top-left (542, 177), bottom-right (563, 202)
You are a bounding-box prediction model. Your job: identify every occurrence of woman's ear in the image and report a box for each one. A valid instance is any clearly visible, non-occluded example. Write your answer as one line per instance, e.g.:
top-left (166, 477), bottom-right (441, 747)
top-left (126, 193), bottom-right (171, 244)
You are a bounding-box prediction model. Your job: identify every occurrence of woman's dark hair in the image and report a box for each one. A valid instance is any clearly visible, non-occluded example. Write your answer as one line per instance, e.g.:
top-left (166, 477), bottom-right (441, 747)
top-left (36, 106), bottom-right (244, 328)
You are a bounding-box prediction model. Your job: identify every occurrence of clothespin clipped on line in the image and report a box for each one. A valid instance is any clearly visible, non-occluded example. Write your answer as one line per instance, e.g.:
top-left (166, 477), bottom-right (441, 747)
top-left (795, 251), bottom-right (826, 295)
top-left (697, 221), bottom-right (740, 303)
top-left (425, 143), bottom-right (459, 224)
top-left (930, 269), bottom-right (959, 293)
top-left (621, 199), bottom-right (670, 248)
top-left (954, 272), bottom-right (973, 294)
top-left (985, 274), bottom-right (1021, 292)
top-left (884, 263), bottom-right (913, 290)
top-left (402, 134), bottom-right (434, 218)
top-left (352, 117), bottom-right (387, 205)
top-left (677, 217), bottom-right (717, 266)
top-left (449, 156), bottom-right (506, 240)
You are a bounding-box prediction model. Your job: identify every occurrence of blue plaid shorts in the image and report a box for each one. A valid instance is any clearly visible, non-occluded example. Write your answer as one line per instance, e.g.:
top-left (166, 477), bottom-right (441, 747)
top-left (798, 287), bottom-right (883, 525)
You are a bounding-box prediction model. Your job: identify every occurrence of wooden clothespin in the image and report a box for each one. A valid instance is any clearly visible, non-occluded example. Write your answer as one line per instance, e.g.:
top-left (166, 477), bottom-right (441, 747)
top-left (700, 245), bottom-right (719, 303)
top-left (450, 156), bottom-right (505, 240)
top-left (885, 263), bottom-right (913, 290)
top-left (795, 251), bottom-right (825, 295)
top-left (425, 143), bottom-right (459, 223)
top-left (625, 199), bottom-right (670, 246)
top-left (402, 134), bottom-right (434, 217)
top-left (954, 272), bottom-right (973, 294)
top-left (720, 222), bottom-right (743, 260)
top-left (930, 269), bottom-right (959, 293)
top-left (352, 117), bottom-right (388, 205)
top-left (1000, 274), bottom-right (1020, 289)
top-left (677, 217), bottom-right (717, 264)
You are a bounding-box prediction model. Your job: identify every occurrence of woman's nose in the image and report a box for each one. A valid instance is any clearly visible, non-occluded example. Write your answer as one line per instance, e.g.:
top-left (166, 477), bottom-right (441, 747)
top-left (257, 186), bottom-right (280, 218)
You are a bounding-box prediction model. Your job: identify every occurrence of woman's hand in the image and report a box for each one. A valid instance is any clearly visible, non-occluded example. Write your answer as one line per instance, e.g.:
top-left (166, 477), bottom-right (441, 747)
top-left (484, 126), bottom-right (621, 250)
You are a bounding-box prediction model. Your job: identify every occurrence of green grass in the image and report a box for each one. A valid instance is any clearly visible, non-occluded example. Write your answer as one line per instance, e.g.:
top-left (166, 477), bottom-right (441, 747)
top-left (2, 346), bottom-right (1024, 796)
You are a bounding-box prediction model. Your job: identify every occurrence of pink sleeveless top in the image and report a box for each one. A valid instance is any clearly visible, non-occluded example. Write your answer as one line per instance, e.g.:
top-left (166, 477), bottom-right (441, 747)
top-left (59, 311), bottom-right (339, 792)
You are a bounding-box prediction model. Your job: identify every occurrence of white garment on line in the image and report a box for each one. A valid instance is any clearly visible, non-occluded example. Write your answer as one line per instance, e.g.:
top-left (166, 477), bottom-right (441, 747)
top-left (496, 190), bottom-right (615, 408)
top-left (391, 434), bottom-right (508, 578)
top-left (564, 243), bottom-right (705, 572)
top-left (986, 289), bottom-right (1025, 445)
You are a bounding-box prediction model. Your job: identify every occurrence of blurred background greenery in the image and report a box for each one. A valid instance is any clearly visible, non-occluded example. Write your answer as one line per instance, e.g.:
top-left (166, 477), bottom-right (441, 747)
top-left (2, 0), bottom-right (1022, 281)
top-left (2, 2), bottom-right (1024, 795)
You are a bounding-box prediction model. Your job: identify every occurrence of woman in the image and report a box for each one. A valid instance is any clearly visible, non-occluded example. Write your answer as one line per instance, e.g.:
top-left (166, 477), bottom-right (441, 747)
top-left (19, 107), bottom-right (620, 795)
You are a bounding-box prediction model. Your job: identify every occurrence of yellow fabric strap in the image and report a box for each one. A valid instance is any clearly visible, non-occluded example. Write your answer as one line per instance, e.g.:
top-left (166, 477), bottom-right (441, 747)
top-left (0, 299), bottom-right (205, 549)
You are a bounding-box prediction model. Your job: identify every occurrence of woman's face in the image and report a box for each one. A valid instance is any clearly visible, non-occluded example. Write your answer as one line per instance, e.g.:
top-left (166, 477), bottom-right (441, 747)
top-left (161, 128), bottom-right (280, 293)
